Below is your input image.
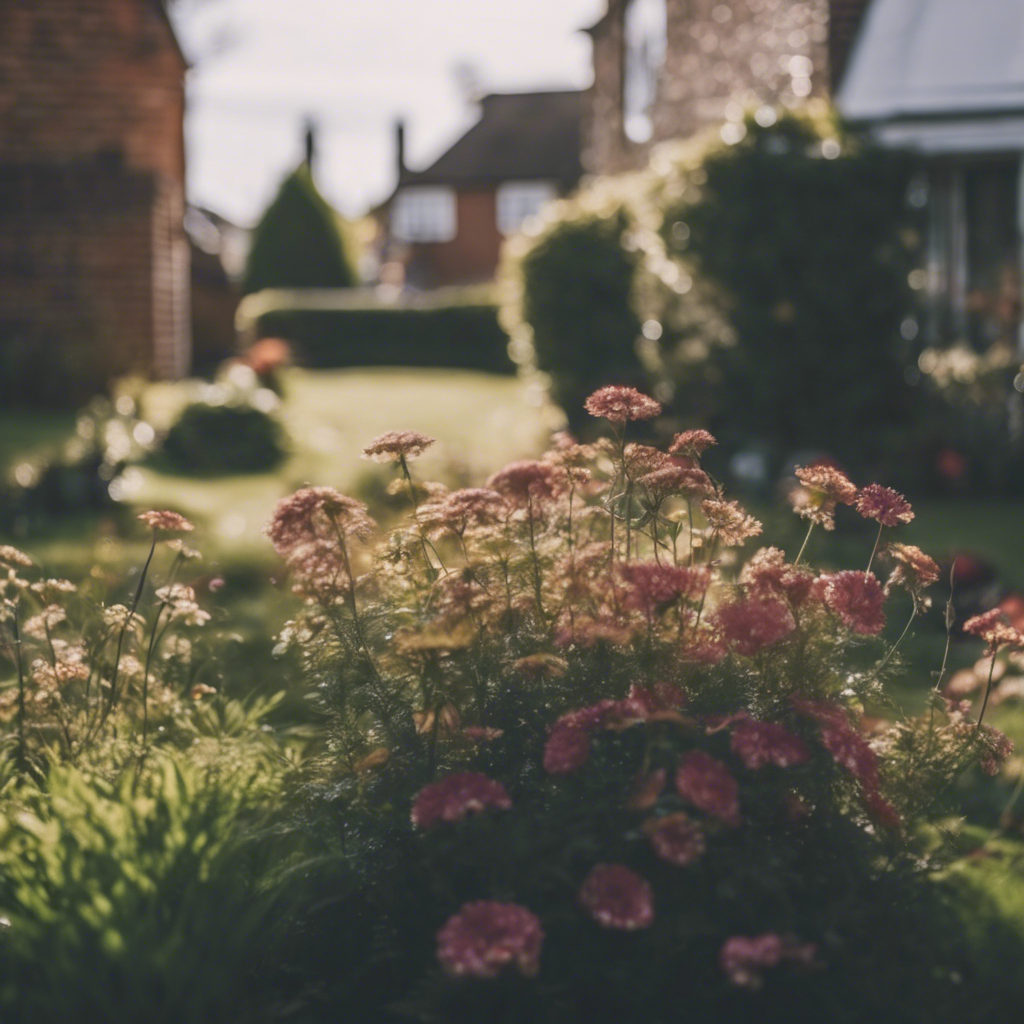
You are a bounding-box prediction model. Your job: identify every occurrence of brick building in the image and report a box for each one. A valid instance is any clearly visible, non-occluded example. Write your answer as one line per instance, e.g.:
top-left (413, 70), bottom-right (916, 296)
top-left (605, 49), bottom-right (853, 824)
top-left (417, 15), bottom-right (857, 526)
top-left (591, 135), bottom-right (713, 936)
top-left (0, 0), bottom-right (189, 406)
top-left (378, 91), bottom-right (584, 288)
top-left (583, 1), bottom-right (870, 175)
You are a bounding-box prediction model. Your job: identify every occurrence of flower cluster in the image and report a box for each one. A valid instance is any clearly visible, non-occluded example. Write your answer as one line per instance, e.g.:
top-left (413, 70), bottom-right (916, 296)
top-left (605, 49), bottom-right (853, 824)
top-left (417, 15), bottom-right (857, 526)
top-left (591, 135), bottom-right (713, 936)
top-left (265, 386), bottom-right (1006, 1002)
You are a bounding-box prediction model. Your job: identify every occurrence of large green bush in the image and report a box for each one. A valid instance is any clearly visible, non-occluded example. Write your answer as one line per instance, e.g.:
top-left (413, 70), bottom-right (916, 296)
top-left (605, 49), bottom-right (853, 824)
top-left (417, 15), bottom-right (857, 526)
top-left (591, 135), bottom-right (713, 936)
top-left (254, 288), bottom-right (514, 375)
top-left (242, 166), bottom-right (359, 295)
top-left (501, 107), bottom-right (920, 472)
top-left (658, 112), bottom-right (917, 475)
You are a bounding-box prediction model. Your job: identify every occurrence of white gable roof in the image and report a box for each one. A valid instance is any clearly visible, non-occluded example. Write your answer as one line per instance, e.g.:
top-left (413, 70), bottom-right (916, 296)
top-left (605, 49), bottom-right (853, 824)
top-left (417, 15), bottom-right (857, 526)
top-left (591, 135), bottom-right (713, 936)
top-left (838, 0), bottom-right (1024, 121)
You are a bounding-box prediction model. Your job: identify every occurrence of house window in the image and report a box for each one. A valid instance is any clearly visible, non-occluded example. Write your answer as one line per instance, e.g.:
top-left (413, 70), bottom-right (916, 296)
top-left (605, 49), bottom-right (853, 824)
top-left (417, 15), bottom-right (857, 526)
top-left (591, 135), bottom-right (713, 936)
top-left (926, 158), bottom-right (1021, 352)
top-left (496, 181), bottom-right (557, 235)
top-left (623, 0), bottom-right (667, 144)
top-left (391, 187), bottom-right (457, 243)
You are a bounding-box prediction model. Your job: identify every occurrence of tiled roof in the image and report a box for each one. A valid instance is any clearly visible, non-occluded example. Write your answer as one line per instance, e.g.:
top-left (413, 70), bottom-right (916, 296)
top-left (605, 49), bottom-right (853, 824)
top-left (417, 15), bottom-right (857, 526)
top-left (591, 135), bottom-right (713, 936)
top-left (399, 90), bottom-right (583, 189)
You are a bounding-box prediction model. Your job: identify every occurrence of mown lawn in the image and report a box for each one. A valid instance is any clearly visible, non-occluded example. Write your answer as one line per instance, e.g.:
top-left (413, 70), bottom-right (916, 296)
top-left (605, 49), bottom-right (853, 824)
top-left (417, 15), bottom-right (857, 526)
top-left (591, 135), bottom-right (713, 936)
top-left (118, 367), bottom-right (562, 552)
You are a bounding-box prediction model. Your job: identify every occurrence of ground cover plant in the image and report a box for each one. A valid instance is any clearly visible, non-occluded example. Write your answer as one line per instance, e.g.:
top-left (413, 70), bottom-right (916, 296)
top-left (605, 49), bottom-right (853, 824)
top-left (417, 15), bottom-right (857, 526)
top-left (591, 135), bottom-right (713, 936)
top-left (2, 384), bottom-right (1023, 1022)
top-left (263, 386), bottom-right (1023, 1023)
top-left (0, 513), bottom-right (308, 1023)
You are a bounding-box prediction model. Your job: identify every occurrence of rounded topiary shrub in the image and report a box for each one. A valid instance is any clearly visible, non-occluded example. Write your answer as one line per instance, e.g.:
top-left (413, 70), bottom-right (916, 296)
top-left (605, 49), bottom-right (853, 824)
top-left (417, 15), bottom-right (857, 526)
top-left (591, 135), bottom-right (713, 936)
top-left (161, 401), bottom-right (287, 475)
top-left (501, 196), bottom-right (647, 430)
top-left (242, 166), bottom-right (359, 295)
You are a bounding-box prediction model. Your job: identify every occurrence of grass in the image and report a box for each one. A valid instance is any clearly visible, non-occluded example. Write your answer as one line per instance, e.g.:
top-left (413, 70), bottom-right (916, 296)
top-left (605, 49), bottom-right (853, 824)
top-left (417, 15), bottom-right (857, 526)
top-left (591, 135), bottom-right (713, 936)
top-left (117, 367), bottom-right (562, 553)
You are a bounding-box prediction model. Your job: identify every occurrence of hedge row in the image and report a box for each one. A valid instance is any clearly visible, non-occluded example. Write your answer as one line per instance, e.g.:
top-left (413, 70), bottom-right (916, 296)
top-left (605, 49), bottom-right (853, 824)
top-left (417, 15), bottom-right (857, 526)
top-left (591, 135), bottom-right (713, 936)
top-left (254, 291), bottom-right (514, 375)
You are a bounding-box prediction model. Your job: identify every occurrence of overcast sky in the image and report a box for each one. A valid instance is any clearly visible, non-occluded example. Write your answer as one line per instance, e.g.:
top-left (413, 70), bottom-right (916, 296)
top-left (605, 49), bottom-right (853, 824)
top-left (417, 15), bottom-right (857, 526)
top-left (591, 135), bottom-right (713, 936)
top-left (173, 0), bottom-right (604, 225)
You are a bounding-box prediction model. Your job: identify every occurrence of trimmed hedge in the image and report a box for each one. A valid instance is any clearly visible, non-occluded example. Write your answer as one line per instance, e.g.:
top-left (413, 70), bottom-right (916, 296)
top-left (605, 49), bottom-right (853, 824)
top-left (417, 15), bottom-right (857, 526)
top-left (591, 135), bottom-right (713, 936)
top-left (254, 291), bottom-right (514, 375)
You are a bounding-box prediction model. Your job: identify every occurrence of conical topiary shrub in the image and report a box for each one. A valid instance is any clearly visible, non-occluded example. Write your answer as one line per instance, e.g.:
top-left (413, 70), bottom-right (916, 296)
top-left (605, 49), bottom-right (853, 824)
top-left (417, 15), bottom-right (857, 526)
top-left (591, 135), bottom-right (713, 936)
top-left (242, 165), bottom-right (359, 295)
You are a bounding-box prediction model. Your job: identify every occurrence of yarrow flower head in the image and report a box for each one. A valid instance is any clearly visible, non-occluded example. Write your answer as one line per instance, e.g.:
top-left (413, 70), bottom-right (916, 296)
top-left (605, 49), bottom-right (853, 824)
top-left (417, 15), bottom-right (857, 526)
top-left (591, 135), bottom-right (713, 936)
top-left (856, 483), bottom-right (914, 527)
top-left (739, 547), bottom-right (815, 607)
top-left (643, 813), bottom-right (706, 867)
top-left (410, 772), bottom-right (512, 829)
top-left (361, 429), bottom-right (436, 463)
top-left (720, 933), bottom-right (818, 989)
top-left (884, 543), bottom-right (940, 598)
top-left (486, 460), bottom-right (566, 507)
top-left (578, 864), bottom-right (654, 929)
top-left (617, 562), bottom-right (710, 619)
top-left (668, 429), bottom-right (717, 458)
top-left (823, 571), bottom-right (886, 635)
top-left (640, 465), bottom-right (715, 501)
top-left (963, 608), bottom-right (1024, 653)
top-left (700, 499), bottom-right (763, 547)
top-left (419, 488), bottom-right (506, 538)
top-left (436, 902), bottom-right (543, 979)
top-left (584, 385), bottom-right (662, 424)
top-left (675, 749), bottom-right (742, 826)
top-left (713, 596), bottom-right (796, 656)
top-left (792, 464), bottom-right (858, 530)
top-left (266, 487), bottom-right (375, 555)
top-left (137, 510), bottom-right (194, 533)
top-left (0, 546), bottom-right (34, 569)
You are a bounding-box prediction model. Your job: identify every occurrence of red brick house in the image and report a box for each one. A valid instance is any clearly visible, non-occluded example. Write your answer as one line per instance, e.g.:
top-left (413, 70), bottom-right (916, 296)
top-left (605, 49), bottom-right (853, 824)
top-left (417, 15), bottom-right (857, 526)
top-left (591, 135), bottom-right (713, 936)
top-left (378, 91), bottom-right (584, 288)
top-left (0, 0), bottom-right (189, 405)
top-left (583, 1), bottom-right (870, 175)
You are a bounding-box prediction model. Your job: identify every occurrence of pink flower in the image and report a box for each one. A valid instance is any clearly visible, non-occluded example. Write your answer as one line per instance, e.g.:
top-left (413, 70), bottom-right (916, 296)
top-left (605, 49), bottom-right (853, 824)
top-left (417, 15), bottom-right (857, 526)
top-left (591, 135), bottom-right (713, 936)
top-left (362, 429), bottom-right (436, 463)
top-left (411, 773), bottom-right (512, 829)
top-left (436, 902), bottom-right (543, 979)
top-left (963, 608), bottom-right (1024, 653)
top-left (720, 933), bottom-right (818, 989)
top-left (700, 499), bottom-right (763, 547)
top-left (543, 723), bottom-right (594, 774)
top-left (486, 460), bottom-right (566, 507)
top-left (792, 465), bottom-right (858, 530)
top-left (643, 813), bottom-right (706, 867)
top-left (855, 483), bottom-right (914, 527)
top-left (641, 465), bottom-right (716, 502)
top-left (675, 750), bottom-right (742, 826)
top-left (578, 864), bottom-right (654, 929)
top-left (884, 543), bottom-right (940, 597)
top-left (623, 443), bottom-right (671, 477)
top-left (824, 571), bottom-right (886, 635)
top-left (266, 487), bottom-right (374, 555)
top-left (668, 429), bottom-right (717, 458)
top-left (792, 700), bottom-right (872, 780)
top-left (739, 547), bottom-right (814, 607)
top-left (584, 385), bottom-right (662, 424)
top-left (713, 597), bottom-right (796, 656)
top-left (618, 562), bottom-right (710, 619)
top-left (137, 510), bottom-right (194, 533)
top-left (730, 718), bottom-right (810, 770)
top-left (419, 488), bottom-right (507, 538)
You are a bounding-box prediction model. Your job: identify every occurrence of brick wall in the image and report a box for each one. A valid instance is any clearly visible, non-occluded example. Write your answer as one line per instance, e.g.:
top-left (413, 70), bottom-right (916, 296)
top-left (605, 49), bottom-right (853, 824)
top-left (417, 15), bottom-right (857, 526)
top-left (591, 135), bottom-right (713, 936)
top-left (0, 0), bottom-right (189, 401)
top-left (585, 0), bottom-right (836, 175)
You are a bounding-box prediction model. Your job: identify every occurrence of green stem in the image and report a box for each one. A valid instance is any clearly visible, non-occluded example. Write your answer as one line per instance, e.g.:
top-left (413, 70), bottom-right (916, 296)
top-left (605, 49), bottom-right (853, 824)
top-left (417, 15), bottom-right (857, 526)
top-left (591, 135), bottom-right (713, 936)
top-left (874, 604), bottom-right (917, 678)
top-left (793, 521), bottom-right (814, 567)
top-left (975, 650), bottom-right (998, 736)
top-left (866, 522), bottom-right (884, 576)
top-left (11, 604), bottom-right (26, 773)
